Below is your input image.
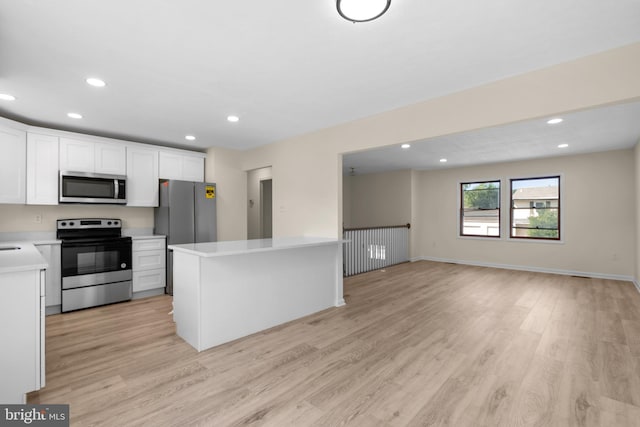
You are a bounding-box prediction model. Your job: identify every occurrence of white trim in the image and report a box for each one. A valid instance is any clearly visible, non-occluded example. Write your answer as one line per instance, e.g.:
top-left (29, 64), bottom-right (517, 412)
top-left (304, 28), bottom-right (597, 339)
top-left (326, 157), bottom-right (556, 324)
top-left (418, 256), bottom-right (634, 282)
top-left (633, 279), bottom-right (640, 294)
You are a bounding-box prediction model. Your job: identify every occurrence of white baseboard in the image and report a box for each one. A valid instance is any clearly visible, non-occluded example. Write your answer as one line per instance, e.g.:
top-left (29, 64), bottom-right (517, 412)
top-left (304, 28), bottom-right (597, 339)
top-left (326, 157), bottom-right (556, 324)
top-left (634, 279), bottom-right (640, 294)
top-left (417, 256), bottom-right (635, 283)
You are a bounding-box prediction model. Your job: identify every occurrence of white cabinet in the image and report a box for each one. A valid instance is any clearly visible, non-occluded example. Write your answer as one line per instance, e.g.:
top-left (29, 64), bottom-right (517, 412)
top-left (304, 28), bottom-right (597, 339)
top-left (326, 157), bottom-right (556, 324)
top-left (127, 146), bottom-right (159, 207)
top-left (132, 237), bottom-right (166, 293)
top-left (60, 137), bottom-right (126, 175)
top-left (35, 243), bottom-right (61, 312)
top-left (95, 142), bottom-right (127, 175)
top-left (159, 151), bottom-right (204, 182)
top-left (0, 126), bottom-right (26, 204)
top-left (183, 156), bottom-right (205, 182)
top-left (27, 133), bottom-right (59, 205)
top-left (0, 268), bottom-right (45, 403)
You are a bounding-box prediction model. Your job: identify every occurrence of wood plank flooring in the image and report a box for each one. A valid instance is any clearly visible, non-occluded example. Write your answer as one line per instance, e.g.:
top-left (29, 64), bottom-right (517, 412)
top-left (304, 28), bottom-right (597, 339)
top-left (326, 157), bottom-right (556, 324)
top-left (29, 261), bottom-right (640, 426)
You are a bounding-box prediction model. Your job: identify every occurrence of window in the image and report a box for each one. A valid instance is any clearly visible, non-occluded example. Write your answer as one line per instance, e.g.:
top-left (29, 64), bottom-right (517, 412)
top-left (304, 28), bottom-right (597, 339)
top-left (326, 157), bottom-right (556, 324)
top-left (510, 176), bottom-right (560, 240)
top-left (460, 180), bottom-right (500, 237)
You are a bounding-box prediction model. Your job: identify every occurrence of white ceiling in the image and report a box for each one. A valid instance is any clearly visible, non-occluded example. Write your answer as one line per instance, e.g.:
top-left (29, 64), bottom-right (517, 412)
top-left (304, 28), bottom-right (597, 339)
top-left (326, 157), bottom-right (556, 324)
top-left (0, 1), bottom-right (639, 152)
top-left (343, 100), bottom-right (640, 174)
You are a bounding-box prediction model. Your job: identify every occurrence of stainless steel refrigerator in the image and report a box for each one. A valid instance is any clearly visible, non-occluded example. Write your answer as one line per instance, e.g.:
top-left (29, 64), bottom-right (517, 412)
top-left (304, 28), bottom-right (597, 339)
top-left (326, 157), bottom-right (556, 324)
top-left (154, 180), bottom-right (217, 294)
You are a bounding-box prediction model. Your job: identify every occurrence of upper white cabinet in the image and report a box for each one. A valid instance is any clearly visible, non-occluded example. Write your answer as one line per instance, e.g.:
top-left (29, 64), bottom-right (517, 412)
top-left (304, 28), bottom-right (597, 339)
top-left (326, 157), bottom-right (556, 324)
top-left (60, 137), bottom-right (126, 175)
top-left (127, 146), bottom-right (159, 207)
top-left (27, 133), bottom-right (59, 205)
top-left (0, 126), bottom-right (27, 204)
top-left (159, 151), bottom-right (204, 182)
top-left (95, 142), bottom-right (127, 175)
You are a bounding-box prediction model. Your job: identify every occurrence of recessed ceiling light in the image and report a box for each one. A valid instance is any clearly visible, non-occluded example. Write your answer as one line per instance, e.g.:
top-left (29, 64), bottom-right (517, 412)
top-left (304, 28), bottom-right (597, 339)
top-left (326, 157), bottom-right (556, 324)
top-left (547, 118), bottom-right (563, 125)
top-left (227, 115), bottom-right (239, 122)
top-left (86, 77), bottom-right (106, 87)
top-left (185, 135), bottom-right (196, 141)
top-left (401, 144), bottom-right (411, 149)
top-left (439, 158), bottom-right (447, 163)
top-left (558, 143), bottom-right (569, 148)
top-left (67, 112), bottom-right (83, 119)
top-left (0, 93), bottom-right (16, 101)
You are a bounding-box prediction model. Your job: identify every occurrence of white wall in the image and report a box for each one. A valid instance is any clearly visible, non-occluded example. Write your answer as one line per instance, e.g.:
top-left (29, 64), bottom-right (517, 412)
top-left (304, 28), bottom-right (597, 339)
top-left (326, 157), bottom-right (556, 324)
top-left (416, 149), bottom-right (635, 278)
top-left (343, 169), bottom-right (412, 228)
top-left (205, 147), bottom-right (247, 241)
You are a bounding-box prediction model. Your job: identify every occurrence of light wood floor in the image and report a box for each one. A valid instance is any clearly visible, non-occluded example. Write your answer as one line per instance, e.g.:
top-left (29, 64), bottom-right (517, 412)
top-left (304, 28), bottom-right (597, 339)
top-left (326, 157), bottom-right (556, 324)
top-left (29, 261), bottom-right (640, 426)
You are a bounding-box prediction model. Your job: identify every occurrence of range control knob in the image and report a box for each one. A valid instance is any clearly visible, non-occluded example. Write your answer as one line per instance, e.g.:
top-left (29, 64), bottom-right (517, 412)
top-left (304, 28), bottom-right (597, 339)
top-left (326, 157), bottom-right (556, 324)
top-left (69, 222), bottom-right (75, 226)
top-left (60, 222), bottom-right (67, 227)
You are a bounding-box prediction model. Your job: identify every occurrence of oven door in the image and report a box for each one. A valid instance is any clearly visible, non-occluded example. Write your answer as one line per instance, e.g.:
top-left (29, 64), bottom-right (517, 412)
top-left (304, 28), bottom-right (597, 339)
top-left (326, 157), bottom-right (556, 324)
top-left (61, 237), bottom-right (132, 289)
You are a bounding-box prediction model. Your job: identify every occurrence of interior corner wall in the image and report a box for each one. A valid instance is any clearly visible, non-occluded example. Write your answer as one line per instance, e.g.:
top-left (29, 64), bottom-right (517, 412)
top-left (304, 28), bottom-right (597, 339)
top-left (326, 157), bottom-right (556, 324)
top-left (415, 149), bottom-right (635, 278)
top-left (211, 44), bottom-right (640, 242)
top-left (346, 169), bottom-right (412, 228)
top-left (205, 147), bottom-right (247, 241)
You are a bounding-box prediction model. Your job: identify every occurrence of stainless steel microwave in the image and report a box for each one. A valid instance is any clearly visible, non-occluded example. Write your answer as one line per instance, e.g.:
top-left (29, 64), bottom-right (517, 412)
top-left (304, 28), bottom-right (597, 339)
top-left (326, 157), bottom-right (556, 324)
top-left (59, 172), bottom-right (127, 204)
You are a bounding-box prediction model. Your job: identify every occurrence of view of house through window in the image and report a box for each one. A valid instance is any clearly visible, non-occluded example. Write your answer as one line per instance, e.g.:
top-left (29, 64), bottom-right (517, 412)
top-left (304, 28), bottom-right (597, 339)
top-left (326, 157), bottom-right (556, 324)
top-left (510, 176), bottom-right (560, 240)
top-left (460, 180), bottom-right (500, 237)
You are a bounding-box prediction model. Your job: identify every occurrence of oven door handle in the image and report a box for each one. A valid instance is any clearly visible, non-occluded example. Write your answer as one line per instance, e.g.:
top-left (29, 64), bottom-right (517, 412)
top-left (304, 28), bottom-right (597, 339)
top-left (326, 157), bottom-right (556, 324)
top-left (62, 240), bottom-right (130, 248)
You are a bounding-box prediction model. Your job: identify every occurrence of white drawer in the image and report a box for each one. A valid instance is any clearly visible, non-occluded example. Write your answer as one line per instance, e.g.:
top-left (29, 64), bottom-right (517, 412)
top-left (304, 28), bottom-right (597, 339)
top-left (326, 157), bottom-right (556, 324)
top-left (133, 269), bottom-right (166, 292)
top-left (132, 249), bottom-right (166, 271)
top-left (133, 238), bottom-right (165, 252)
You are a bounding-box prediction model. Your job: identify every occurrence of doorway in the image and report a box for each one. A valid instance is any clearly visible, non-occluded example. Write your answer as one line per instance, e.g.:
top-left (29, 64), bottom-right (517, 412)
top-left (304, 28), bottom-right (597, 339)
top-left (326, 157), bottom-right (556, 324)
top-left (260, 179), bottom-right (272, 238)
top-left (247, 166), bottom-right (273, 239)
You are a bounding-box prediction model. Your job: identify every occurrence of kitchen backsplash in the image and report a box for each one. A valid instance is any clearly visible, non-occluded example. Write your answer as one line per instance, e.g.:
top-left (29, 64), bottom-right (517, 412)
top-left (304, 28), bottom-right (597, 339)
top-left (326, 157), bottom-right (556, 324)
top-left (0, 204), bottom-right (153, 235)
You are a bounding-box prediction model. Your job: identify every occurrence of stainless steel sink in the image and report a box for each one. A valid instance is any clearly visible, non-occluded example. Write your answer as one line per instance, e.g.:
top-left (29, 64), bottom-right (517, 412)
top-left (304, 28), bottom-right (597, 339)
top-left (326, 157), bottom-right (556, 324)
top-left (0, 246), bottom-right (21, 251)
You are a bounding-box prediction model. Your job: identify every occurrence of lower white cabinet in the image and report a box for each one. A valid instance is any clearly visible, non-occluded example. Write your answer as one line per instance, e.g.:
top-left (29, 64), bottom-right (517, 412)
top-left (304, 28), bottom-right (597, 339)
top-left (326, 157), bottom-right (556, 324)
top-left (35, 243), bottom-right (62, 313)
top-left (132, 237), bottom-right (166, 294)
top-left (0, 268), bottom-right (45, 403)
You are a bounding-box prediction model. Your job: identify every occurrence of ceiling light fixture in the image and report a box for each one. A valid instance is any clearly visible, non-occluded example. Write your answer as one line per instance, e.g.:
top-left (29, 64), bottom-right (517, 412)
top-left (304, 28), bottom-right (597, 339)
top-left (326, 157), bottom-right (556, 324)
top-left (337, 0), bottom-right (391, 23)
top-left (439, 158), bottom-right (447, 163)
top-left (185, 135), bottom-right (196, 141)
top-left (558, 143), bottom-right (569, 148)
top-left (547, 118), bottom-right (563, 125)
top-left (67, 112), bottom-right (83, 119)
top-left (86, 77), bottom-right (106, 87)
top-left (227, 115), bottom-right (239, 122)
top-left (401, 144), bottom-right (411, 149)
top-left (0, 93), bottom-right (16, 101)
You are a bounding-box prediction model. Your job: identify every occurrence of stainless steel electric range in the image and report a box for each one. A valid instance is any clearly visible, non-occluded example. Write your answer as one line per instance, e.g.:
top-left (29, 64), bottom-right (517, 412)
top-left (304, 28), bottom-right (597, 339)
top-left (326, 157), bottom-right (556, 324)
top-left (57, 218), bottom-right (132, 312)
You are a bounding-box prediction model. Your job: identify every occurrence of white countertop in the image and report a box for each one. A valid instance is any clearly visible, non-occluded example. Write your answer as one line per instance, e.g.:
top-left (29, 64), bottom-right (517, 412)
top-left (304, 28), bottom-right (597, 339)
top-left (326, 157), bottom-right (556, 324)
top-left (169, 236), bottom-right (343, 258)
top-left (0, 243), bottom-right (48, 274)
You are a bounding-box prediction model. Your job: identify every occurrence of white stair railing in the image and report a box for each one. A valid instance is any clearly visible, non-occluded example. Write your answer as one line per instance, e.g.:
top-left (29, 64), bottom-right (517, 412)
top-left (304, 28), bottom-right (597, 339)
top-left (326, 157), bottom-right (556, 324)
top-left (343, 224), bottom-right (410, 276)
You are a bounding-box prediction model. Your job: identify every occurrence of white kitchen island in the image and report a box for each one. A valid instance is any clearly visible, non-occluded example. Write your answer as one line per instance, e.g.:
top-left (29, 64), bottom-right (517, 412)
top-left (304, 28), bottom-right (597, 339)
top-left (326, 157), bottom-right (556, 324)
top-left (169, 237), bottom-right (345, 352)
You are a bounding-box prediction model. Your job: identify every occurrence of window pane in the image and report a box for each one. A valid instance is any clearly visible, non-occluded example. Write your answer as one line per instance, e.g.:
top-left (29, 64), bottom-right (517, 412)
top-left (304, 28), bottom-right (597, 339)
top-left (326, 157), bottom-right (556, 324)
top-left (461, 181), bottom-right (500, 237)
top-left (510, 176), bottom-right (560, 240)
